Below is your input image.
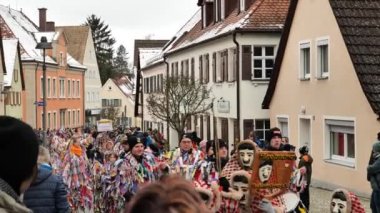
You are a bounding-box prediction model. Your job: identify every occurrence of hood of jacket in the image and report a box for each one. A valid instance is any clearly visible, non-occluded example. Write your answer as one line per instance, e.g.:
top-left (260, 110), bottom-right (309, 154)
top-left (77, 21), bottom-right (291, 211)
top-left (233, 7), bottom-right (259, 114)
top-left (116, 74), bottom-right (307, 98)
top-left (0, 191), bottom-right (31, 213)
top-left (32, 167), bottom-right (52, 186)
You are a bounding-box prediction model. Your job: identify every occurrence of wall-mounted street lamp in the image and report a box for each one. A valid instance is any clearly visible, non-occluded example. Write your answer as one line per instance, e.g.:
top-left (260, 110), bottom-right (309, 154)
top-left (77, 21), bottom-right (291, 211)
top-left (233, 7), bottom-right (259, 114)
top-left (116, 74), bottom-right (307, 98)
top-left (36, 36), bottom-right (52, 145)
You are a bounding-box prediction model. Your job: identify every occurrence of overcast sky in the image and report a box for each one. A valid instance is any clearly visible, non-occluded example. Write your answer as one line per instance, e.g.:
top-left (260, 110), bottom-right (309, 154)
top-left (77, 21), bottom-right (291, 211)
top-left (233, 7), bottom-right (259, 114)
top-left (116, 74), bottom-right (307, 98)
top-left (0, 0), bottom-right (199, 62)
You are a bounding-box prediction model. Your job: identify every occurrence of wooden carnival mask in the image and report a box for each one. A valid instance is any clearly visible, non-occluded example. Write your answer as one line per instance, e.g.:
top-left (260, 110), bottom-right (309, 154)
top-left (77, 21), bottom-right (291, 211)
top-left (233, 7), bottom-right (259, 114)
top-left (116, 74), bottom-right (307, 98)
top-left (236, 140), bottom-right (256, 170)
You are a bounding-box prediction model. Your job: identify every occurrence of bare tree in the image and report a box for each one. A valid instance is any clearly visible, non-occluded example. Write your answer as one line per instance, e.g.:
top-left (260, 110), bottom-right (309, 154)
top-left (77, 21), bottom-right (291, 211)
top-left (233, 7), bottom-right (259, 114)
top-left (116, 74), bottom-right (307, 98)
top-left (146, 76), bottom-right (213, 140)
top-left (100, 106), bottom-right (120, 126)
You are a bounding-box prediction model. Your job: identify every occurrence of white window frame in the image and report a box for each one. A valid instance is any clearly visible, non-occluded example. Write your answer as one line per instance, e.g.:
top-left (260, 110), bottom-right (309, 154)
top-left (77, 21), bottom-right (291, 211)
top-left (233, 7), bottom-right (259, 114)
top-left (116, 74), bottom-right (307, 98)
top-left (59, 79), bottom-right (65, 98)
top-left (276, 115), bottom-right (290, 138)
top-left (40, 76), bottom-right (43, 98)
top-left (47, 111), bottom-right (51, 129)
top-left (228, 47), bottom-right (237, 82)
top-left (216, 51), bottom-right (222, 82)
top-left (77, 80), bottom-right (80, 98)
top-left (299, 41), bottom-right (311, 80)
top-left (254, 119), bottom-right (271, 141)
top-left (220, 0), bottom-right (225, 20)
top-left (252, 46), bottom-right (275, 80)
top-left (67, 79), bottom-right (71, 98)
top-left (72, 80), bottom-right (75, 98)
top-left (52, 78), bottom-right (56, 98)
top-left (316, 37), bottom-right (330, 79)
top-left (67, 110), bottom-right (71, 127)
top-left (323, 116), bottom-right (356, 168)
top-left (77, 109), bottom-right (80, 125)
top-left (47, 77), bottom-right (51, 98)
top-left (53, 111), bottom-right (57, 129)
top-left (73, 110), bottom-right (76, 126)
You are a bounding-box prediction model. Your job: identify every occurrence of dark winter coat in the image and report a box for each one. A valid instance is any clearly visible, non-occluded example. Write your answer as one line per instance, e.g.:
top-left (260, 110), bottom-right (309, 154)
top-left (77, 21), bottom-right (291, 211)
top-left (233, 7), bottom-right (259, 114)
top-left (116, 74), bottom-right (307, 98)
top-left (23, 167), bottom-right (70, 213)
top-left (368, 155), bottom-right (380, 191)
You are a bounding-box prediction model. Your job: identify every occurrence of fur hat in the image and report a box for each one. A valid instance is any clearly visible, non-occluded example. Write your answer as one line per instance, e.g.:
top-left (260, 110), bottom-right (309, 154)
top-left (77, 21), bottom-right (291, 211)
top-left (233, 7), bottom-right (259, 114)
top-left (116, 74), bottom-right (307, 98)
top-left (206, 139), bottom-right (227, 154)
top-left (0, 116), bottom-right (39, 194)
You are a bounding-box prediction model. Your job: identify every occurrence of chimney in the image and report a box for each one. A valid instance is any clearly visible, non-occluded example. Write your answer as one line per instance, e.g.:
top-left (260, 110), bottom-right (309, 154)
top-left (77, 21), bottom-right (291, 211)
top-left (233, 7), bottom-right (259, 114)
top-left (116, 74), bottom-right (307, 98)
top-left (38, 8), bottom-right (47, 32)
top-left (46, 21), bottom-right (55, 32)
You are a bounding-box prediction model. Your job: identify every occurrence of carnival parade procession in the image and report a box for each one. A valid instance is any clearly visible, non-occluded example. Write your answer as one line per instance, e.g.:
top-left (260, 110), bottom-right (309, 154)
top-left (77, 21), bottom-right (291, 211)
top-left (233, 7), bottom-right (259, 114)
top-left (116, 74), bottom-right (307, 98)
top-left (0, 0), bottom-right (379, 212)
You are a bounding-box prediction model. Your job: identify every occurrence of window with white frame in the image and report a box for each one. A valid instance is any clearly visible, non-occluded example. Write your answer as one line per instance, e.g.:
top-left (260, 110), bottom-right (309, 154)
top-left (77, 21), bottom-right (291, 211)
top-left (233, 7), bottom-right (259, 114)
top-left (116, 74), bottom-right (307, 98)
top-left (239, 0), bottom-right (245, 11)
top-left (255, 119), bottom-right (271, 141)
top-left (216, 52), bottom-right (222, 82)
top-left (52, 78), bottom-right (56, 97)
top-left (300, 42), bottom-right (311, 80)
top-left (47, 112), bottom-right (51, 129)
top-left (77, 110), bottom-right (80, 125)
top-left (77, 81), bottom-right (80, 97)
top-left (68, 110), bottom-right (71, 127)
top-left (72, 81), bottom-right (75, 98)
top-left (73, 111), bottom-right (76, 126)
top-left (53, 112), bottom-right (57, 129)
top-left (228, 48), bottom-right (237, 82)
top-left (40, 77), bottom-right (43, 98)
top-left (47, 78), bottom-right (51, 98)
top-left (59, 79), bottom-right (65, 98)
top-left (277, 117), bottom-right (289, 137)
top-left (325, 119), bottom-right (355, 166)
top-left (252, 46), bottom-right (275, 80)
top-left (317, 38), bottom-right (329, 78)
top-left (67, 80), bottom-right (71, 97)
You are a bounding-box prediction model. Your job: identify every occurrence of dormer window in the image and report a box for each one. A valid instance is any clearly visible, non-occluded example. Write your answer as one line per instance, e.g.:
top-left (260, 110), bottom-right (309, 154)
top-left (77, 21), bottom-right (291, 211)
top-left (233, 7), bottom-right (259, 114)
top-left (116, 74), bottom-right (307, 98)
top-left (202, 0), bottom-right (214, 28)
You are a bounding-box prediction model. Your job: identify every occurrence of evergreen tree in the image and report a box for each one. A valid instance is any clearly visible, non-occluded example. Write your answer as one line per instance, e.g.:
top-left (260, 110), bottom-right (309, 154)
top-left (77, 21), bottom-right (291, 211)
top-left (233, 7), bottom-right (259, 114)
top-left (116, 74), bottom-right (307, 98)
top-left (84, 14), bottom-right (116, 85)
top-left (113, 45), bottom-right (131, 77)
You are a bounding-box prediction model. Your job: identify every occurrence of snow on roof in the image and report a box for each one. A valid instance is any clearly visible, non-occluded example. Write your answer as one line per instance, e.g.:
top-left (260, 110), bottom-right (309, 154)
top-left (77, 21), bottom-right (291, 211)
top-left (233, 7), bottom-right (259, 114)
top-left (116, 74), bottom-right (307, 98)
top-left (139, 48), bottom-right (163, 68)
top-left (2, 39), bottom-right (18, 86)
top-left (0, 6), bottom-right (80, 68)
top-left (164, 9), bottom-right (201, 52)
top-left (67, 54), bottom-right (86, 69)
top-left (0, 5), bottom-right (40, 59)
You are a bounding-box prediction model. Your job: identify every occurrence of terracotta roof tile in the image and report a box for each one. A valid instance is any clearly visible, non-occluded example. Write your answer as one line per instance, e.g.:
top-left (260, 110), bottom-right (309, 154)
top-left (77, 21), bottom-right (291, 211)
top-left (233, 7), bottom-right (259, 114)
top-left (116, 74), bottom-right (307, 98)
top-left (56, 26), bottom-right (90, 64)
top-left (330, 0), bottom-right (380, 114)
top-left (168, 0), bottom-right (290, 53)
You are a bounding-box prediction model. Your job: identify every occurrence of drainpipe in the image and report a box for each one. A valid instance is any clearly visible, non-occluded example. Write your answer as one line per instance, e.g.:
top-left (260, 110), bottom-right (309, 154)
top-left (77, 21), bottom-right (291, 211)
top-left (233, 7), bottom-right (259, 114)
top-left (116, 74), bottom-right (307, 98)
top-left (233, 31), bottom-right (240, 143)
top-left (35, 62), bottom-right (40, 129)
top-left (164, 55), bottom-right (170, 146)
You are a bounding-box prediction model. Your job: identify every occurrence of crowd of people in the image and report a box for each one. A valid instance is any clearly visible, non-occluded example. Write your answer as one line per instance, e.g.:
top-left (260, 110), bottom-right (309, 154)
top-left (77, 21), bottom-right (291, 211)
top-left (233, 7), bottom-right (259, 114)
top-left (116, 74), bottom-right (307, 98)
top-left (0, 115), bottom-right (375, 213)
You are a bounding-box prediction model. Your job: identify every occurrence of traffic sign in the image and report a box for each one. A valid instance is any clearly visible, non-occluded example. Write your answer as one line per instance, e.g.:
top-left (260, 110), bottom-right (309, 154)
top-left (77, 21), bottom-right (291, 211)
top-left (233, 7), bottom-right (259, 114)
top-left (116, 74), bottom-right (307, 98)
top-left (34, 101), bottom-right (46, 106)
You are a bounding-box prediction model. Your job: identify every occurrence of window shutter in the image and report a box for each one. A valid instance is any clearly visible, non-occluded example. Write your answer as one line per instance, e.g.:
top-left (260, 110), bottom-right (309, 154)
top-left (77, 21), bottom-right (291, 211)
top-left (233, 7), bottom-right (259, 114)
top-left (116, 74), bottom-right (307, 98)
top-left (224, 50), bottom-right (229, 82)
top-left (200, 115), bottom-right (204, 139)
top-left (181, 61), bottom-right (184, 77)
top-left (191, 58), bottom-right (195, 82)
top-left (199, 56), bottom-right (203, 83)
top-left (242, 45), bottom-right (252, 80)
top-left (205, 54), bottom-right (210, 83)
top-left (206, 115), bottom-right (211, 140)
top-left (213, 52), bottom-right (216, 82)
top-left (243, 119), bottom-right (254, 140)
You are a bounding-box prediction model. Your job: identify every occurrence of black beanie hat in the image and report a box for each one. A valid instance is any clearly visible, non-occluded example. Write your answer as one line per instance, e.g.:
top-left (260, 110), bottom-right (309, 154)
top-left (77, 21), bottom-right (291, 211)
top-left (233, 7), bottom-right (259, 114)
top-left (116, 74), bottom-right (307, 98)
top-left (0, 116), bottom-right (39, 195)
top-left (127, 136), bottom-right (145, 149)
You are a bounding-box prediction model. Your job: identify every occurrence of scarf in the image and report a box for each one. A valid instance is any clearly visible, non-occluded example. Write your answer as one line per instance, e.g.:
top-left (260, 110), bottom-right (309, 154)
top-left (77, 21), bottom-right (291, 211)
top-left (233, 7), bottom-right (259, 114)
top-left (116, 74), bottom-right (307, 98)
top-left (0, 178), bottom-right (20, 203)
top-left (71, 144), bottom-right (83, 157)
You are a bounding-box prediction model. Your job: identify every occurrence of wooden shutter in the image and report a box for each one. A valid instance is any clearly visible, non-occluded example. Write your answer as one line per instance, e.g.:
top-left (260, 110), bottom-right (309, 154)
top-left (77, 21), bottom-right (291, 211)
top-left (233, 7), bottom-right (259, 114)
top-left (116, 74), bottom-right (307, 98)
top-left (206, 115), bottom-right (211, 140)
top-left (199, 56), bottom-right (203, 83)
top-left (181, 61), bottom-right (184, 77)
top-left (242, 45), bottom-right (252, 80)
top-left (205, 54), bottom-right (210, 83)
top-left (200, 115), bottom-right (204, 139)
top-left (213, 52), bottom-right (216, 82)
top-left (191, 58), bottom-right (195, 82)
top-left (243, 119), bottom-right (254, 140)
top-left (221, 118), bottom-right (229, 142)
top-left (171, 63), bottom-right (174, 76)
top-left (224, 50), bottom-right (228, 82)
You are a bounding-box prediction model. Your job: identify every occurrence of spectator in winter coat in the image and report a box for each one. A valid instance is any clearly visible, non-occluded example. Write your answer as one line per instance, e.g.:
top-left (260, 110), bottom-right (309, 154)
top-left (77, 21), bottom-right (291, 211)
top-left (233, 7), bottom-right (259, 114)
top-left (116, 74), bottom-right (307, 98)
top-left (24, 146), bottom-right (70, 213)
top-left (367, 142), bottom-right (380, 213)
top-left (0, 116), bottom-right (39, 213)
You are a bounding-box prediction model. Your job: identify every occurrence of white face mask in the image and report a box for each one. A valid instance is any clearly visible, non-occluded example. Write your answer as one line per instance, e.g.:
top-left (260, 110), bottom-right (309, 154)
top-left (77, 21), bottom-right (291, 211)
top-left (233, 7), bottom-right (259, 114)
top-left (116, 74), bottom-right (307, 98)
top-left (259, 164), bottom-right (272, 183)
top-left (238, 149), bottom-right (254, 168)
top-left (232, 181), bottom-right (250, 206)
top-left (331, 198), bottom-right (347, 213)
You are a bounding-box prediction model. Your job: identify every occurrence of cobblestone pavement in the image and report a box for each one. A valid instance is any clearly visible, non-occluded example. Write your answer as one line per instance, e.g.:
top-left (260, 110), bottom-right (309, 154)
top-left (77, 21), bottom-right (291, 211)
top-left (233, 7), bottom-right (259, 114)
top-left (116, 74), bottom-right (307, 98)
top-left (309, 187), bottom-right (371, 213)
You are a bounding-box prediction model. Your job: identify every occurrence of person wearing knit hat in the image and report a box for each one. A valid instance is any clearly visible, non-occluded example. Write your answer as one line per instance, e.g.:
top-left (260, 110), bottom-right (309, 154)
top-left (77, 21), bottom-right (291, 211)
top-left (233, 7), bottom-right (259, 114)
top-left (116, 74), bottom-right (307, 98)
top-left (298, 145), bottom-right (313, 210)
top-left (266, 127), bottom-right (283, 151)
top-left (367, 142), bottom-right (380, 213)
top-left (169, 135), bottom-right (202, 180)
top-left (118, 136), bottom-right (165, 201)
top-left (0, 116), bottom-right (39, 213)
top-left (206, 139), bottom-right (228, 170)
